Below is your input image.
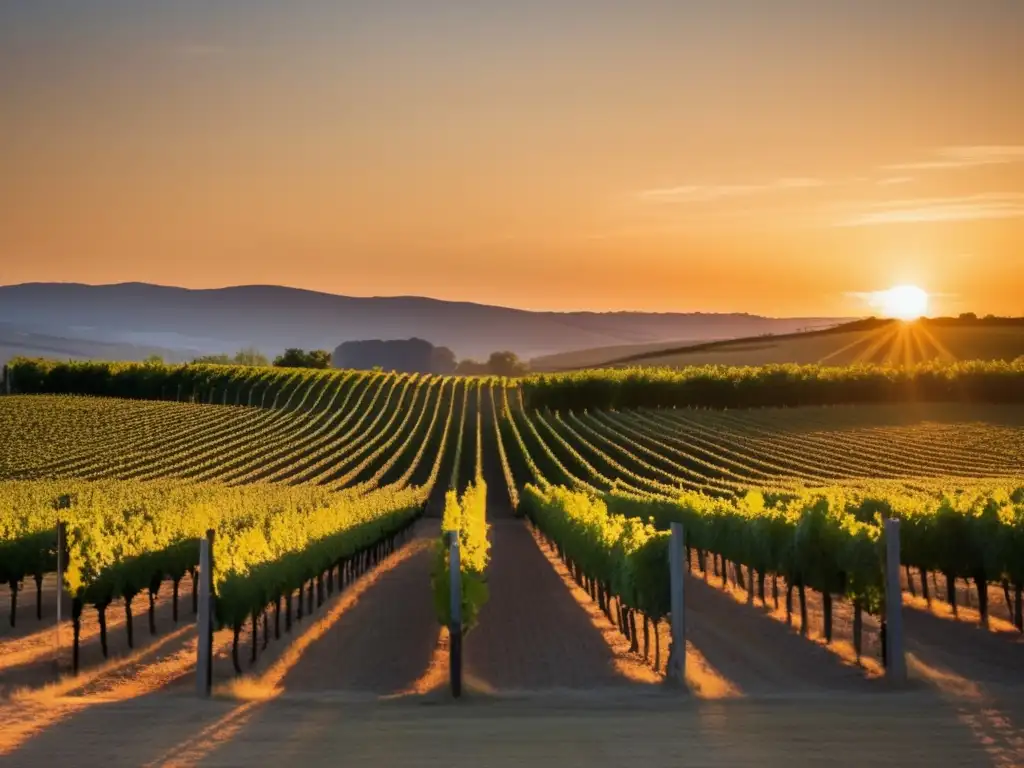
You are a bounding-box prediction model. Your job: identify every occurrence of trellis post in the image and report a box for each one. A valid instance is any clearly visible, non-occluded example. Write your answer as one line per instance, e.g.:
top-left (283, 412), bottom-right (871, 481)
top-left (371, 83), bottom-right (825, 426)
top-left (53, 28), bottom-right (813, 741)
top-left (884, 518), bottom-right (906, 684)
top-left (196, 529), bottom-right (215, 697)
top-left (666, 522), bottom-right (686, 685)
top-left (448, 531), bottom-right (462, 698)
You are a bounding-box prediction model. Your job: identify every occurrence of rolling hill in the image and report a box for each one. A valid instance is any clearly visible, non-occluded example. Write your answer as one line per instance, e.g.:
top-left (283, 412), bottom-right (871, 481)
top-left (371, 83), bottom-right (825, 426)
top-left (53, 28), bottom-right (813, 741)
top-left (586, 318), bottom-right (1024, 369)
top-left (0, 282), bottom-right (845, 365)
top-left (0, 324), bottom-right (199, 367)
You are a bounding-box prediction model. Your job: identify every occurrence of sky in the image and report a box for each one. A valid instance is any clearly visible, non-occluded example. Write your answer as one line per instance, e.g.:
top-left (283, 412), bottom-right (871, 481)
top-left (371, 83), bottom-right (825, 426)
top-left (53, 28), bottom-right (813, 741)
top-left (1, 1), bottom-right (1022, 317)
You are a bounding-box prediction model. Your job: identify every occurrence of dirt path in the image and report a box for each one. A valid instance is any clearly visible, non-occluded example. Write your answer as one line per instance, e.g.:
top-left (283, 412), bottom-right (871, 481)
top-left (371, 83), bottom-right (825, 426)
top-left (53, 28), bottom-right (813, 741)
top-left (463, 413), bottom-right (653, 692)
top-left (277, 518), bottom-right (443, 696)
top-left (4, 692), bottom-right (1018, 767)
top-left (904, 606), bottom-right (1024, 687)
top-left (465, 519), bottom-right (651, 692)
top-left (682, 576), bottom-right (880, 695)
top-left (0, 573), bottom-right (199, 695)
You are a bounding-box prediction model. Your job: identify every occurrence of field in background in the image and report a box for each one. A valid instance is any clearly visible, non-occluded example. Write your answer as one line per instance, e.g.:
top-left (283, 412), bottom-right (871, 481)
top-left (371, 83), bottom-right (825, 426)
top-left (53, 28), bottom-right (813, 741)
top-left (1, 360), bottom-right (1022, 767)
top-left (3, 395), bottom-right (1021, 494)
top-left (529, 338), bottom-right (718, 371)
top-left (563, 320), bottom-right (1024, 370)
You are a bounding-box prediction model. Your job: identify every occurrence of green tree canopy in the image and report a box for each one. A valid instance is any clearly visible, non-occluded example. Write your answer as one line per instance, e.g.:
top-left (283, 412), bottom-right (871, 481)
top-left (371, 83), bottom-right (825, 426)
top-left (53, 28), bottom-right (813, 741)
top-left (454, 351), bottom-right (529, 377)
top-left (486, 351), bottom-right (529, 377)
top-left (233, 347), bottom-right (270, 367)
top-left (273, 348), bottom-right (332, 369)
top-left (192, 353), bottom-right (232, 365)
top-left (193, 348), bottom-right (269, 367)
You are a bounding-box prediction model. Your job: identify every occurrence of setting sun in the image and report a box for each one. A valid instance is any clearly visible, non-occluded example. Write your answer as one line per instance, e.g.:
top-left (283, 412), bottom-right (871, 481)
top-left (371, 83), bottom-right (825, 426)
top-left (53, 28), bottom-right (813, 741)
top-left (876, 285), bottom-right (930, 320)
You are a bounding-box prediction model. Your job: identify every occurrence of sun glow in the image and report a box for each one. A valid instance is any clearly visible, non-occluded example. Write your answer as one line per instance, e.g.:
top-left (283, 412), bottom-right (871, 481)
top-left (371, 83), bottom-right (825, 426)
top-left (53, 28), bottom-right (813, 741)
top-left (873, 285), bottom-right (930, 321)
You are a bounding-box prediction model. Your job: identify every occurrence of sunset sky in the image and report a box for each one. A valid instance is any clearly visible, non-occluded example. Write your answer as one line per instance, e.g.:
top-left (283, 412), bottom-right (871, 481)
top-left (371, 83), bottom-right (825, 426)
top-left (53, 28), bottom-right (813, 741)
top-left (1, 1), bottom-right (1022, 316)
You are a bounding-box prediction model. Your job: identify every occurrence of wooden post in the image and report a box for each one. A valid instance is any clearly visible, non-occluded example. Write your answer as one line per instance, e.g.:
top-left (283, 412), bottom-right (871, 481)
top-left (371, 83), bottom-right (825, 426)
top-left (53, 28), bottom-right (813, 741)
top-left (884, 518), bottom-right (906, 685)
top-left (447, 531), bottom-right (462, 698)
top-left (666, 522), bottom-right (686, 685)
top-left (196, 530), bottom-right (215, 697)
top-left (55, 521), bottom-right (67, 666)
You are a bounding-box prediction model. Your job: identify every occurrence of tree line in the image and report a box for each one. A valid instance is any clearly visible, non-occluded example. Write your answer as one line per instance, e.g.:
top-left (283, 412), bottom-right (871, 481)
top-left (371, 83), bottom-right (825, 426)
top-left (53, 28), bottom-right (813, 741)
top-left (180, 347), bottom-right (332, 369)
top-left (334, 338), bottom-right (529, 376)
top-left (138, 339), bottom-right (530, 375)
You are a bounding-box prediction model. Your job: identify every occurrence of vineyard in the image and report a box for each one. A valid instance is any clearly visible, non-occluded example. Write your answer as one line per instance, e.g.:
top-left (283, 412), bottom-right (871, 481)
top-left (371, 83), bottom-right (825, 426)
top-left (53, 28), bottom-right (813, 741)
top-left (1, 356), bottom-right (1023, 763)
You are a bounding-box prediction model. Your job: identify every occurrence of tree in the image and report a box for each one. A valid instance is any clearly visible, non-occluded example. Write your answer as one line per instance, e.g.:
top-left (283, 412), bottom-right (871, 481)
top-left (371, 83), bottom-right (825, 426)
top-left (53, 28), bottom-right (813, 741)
top-left (333, 338), bottom-right (453, 373)
top-left (431, 346), bottom-right (458, 375)
top-left (234, 347), bottom-right (269, 367)
top-left (306, 349), bottom-right (332, 369)
top-left (143, 354), bottom-right (164, 365)
top-left (453, 351), bottom-right (529, 377)
top-left (486, 351), bottom-right (529, 377)
top-left (193, 348), bottom-right (269, 366)
top-left (454, 359), bottom-right (487, 375)
top-left (273, 348), bottom-right (332, 369)
top-left (193, 353), bottom-right (232, 365)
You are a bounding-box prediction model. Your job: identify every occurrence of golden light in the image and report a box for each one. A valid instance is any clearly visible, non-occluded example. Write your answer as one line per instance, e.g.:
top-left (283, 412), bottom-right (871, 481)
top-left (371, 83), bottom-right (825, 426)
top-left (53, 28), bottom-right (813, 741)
top-left (875, 285), bottom-right (929, 321)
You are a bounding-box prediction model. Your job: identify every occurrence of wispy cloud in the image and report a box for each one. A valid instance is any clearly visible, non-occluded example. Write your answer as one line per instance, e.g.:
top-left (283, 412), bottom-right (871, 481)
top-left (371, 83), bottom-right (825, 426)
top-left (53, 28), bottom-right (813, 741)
top-left (884, 145), bottom-right (1024, 171)
top-left (835, 193), bottom-right (1024, 227)
top-left (876, 176), bottom-right (914, 186)
top-left (639, 177), bottom-right (825, 203)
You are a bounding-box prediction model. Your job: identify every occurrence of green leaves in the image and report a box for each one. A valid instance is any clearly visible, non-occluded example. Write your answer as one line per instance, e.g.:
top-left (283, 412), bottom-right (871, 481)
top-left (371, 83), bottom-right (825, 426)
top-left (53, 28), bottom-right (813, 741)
top-left (0, 479), bottom-right (427, 629)
top-left (215, 485), bottom-right (425, 627)
top-left (433, 482), bottom-right (490, 631)
top-left (894, 484), bottom-right (1024, 586)
top-left (523, 484), bottom-right (671, 620)
top-left (601, 481), bottom-right (1024, 614)
top-left (521, 360), bottom-right (1024, 412)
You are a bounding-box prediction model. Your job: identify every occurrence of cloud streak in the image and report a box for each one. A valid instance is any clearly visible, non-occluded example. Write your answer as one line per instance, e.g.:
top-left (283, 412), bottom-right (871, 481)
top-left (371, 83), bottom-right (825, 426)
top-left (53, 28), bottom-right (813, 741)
top-left (639, 177), bottom-right (825, 203)
top-left (884, 145), bottom-right (1024, 171)
top-left (835, 193), bottom-right (1024, 226)
top-left (876, 176), bottom-right (914, 186)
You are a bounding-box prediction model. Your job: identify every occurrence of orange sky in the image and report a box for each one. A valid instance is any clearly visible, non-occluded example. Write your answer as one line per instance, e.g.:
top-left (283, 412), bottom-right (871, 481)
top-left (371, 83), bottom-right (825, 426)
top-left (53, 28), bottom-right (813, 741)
top-left (1, 2), bottom-right (1022, 316)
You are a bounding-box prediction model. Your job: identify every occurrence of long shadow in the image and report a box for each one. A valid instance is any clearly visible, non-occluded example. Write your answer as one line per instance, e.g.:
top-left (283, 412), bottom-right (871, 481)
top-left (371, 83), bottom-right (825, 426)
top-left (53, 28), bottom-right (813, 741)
top-left (2, 694), bottom-right (248, 767)
top-left (464, 517), bottom-right (649, 692)
top-left (904, 606), bottom-right (1024, 687)
top-left (470, 429), bottom-right (652, 691)
top-left (275, 523), bottom-right (442, 695)
top-left (683, 576), bottom-right (881, 695)
top-left (1, 526), bottom-right (443, 764)
top-left (5, 690), bottom-right (1004, 768)
top-left (0, 575), bottom-right (198, 693)
top-left (903, 607), bottom-right (1024, 763)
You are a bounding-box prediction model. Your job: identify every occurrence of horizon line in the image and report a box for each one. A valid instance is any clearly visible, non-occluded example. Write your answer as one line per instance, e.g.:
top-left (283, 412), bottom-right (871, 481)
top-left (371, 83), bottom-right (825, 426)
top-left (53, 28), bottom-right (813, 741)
top-left (0, 280), bottom-right (859, 320)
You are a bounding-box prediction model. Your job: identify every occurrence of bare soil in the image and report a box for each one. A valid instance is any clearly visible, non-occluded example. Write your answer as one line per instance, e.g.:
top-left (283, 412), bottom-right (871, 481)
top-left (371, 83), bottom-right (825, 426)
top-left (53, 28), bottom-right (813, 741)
top-left (0, 573), bottom-right (199, 695)
top-left (464, 519), bottom-right (650, 692)
top-left (4, 693), bottom-right (1021, 768)
top-left (273, 519), bottom-right (443, 696)
top-left (1, 504), bottom-right (1022, 767)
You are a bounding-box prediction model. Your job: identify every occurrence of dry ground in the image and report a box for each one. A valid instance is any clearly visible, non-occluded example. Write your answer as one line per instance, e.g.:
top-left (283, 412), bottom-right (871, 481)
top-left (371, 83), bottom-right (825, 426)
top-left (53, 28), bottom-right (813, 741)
top-left (1, 512), bottom-right (1022, 767)
top-left (5, 692), bottom-right (1023, 768)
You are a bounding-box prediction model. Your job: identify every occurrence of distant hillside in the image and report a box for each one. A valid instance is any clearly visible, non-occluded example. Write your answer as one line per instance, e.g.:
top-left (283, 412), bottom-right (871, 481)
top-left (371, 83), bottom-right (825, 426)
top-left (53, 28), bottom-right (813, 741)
top-left (590, 318), bottom-right (1024, 369)
top-left (0, 282), bottom-right (846, 364)
top-left (530, 338), bottom-right (723, 372)
top-left (0, 324), bottom-right (198, 367)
